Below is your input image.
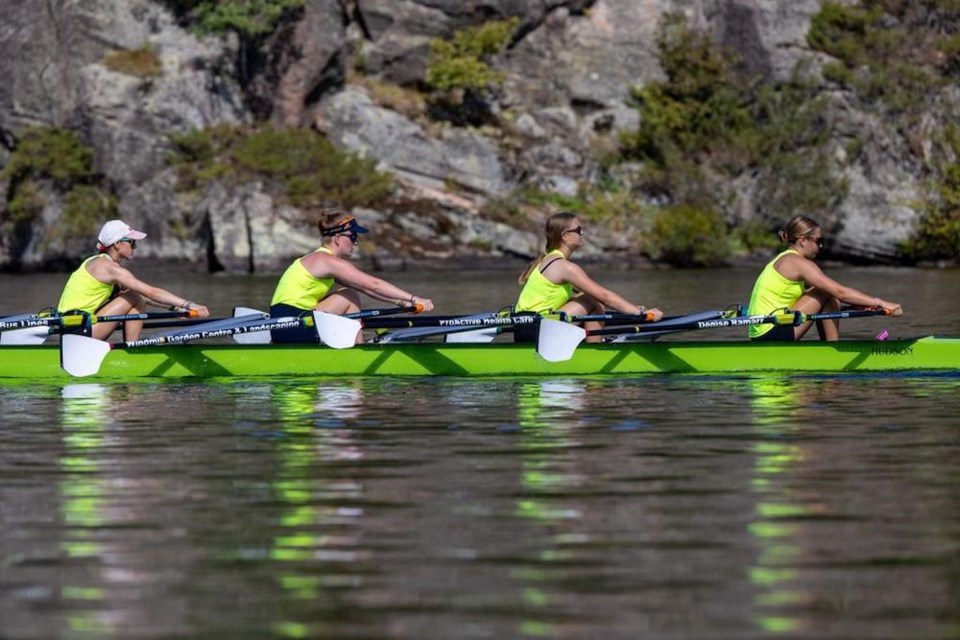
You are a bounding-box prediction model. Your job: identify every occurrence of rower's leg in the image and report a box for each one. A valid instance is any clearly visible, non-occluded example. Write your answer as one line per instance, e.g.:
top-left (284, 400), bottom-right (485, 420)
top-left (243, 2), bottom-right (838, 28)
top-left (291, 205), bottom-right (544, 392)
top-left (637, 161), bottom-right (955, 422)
top-left (92, 291), bottom-right (144, 340)
top-left (561, 295), bottom-right (604, 343)
top-left (792, 289), bottom-right (839, 341)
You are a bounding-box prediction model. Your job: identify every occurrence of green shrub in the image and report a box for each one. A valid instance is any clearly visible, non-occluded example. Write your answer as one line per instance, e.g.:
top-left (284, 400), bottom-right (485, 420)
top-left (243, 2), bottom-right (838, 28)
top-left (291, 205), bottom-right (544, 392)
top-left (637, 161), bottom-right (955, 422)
top-left (902, 125), bottom-right (960, 261)
top-left (103, 46), bottom-right (163, 79)
top-left (1, 127), bottom-right (112, 234)
top-left (0, 127), bottom-right (93, 186)
top-left (170, 125), bottom-right (392, 209)
top-left (807, 1), bottom-right (945, 116)
top-left (425, 18), bottom-right (519, 92)
top-left (187, 0), bottom-right (304, 38)
top-left (6, 180), bottom-right (45, 223)
top-left (620, 14), bottom-right (845, 228)
top-left (649, 204), bottom-right (730, 267)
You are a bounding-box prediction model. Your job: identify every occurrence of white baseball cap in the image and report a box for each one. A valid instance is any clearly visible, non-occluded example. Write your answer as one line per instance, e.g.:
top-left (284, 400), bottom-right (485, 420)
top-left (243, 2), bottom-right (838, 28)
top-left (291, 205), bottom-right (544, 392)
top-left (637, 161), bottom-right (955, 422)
top-left (97, 220), bottom-right (147, 249)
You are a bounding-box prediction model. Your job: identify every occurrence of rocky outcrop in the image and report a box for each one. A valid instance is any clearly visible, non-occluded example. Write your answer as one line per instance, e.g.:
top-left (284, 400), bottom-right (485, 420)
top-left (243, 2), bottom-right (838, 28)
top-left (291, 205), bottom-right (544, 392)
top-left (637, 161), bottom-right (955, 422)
top-left (0, 0), bottom-right (946, 271)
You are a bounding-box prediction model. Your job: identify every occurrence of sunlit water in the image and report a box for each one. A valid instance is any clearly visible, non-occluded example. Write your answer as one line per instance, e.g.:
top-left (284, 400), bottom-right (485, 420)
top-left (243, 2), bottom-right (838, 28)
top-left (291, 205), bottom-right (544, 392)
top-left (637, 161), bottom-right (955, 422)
top-left (1, 267), bottom-right (959, 639)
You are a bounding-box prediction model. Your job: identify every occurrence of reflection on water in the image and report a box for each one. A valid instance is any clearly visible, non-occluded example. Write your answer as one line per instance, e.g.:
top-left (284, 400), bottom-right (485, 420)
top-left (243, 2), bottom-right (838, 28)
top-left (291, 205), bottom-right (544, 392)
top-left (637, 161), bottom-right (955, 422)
top-left (0, 375), bottom-right (958, 638)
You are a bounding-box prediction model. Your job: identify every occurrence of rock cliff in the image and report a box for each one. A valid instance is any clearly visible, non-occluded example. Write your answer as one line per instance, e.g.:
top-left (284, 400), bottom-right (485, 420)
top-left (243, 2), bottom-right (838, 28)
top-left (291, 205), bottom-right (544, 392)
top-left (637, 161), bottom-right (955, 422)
top-left (0, 0), bottom-right (952, 271)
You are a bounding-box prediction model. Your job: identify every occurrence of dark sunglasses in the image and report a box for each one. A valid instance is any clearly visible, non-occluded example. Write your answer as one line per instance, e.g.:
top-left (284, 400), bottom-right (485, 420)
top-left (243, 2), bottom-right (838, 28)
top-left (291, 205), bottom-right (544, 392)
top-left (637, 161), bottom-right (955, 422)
top-left (340, 232), bottom-right (358, 243)
top-left (805, 235), bottom-right (824, 248)
top-left (563, 226), bottom-right (584, 236)
top-left (118, 238), bottom-right (137, 249)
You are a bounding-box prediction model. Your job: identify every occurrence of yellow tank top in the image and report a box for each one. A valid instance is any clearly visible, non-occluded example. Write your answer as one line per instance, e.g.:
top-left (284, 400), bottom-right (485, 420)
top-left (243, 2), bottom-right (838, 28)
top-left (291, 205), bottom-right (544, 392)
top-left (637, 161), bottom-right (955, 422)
top-left (270, 247), bottom-right (336, 310)
top-left (57, 255), bottom-right (116, 314)
top-left (747, 249), bottom-right (805, 338)
top-left (515, 250), bottom-right (573, 314)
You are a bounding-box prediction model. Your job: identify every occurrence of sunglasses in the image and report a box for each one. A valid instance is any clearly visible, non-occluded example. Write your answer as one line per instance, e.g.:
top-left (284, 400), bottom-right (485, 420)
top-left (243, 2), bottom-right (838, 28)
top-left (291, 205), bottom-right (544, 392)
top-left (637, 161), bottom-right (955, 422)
top-left (118, 238), bottom-right (137, 249)
top-left (340, 231), bottom-right (358, 243)
top-left (563, 226), bottom-right (584, 236)
top-left (805, 235), bottom-right (824, 248)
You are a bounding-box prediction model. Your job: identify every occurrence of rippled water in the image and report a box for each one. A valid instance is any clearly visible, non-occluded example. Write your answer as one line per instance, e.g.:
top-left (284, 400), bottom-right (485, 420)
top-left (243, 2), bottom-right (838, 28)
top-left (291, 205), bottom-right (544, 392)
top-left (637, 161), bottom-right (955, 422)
top-left (1, 267), bottom-right (959, 639)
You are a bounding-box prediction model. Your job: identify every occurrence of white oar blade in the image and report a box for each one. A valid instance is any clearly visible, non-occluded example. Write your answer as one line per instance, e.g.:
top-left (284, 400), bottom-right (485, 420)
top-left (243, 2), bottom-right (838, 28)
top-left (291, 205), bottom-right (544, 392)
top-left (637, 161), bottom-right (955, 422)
top-left (61, 335), bottom-right (112, 377)
top-left (537, 319), bottom-right (586, 363)
top-left (313, 312), bottom-right (362, 349)
top-left (445, 327), bottom-right (498, 343)
top-left (232, 307), bottom-right (272, 344)
top-left (0, 326), bottom-right (50, 345)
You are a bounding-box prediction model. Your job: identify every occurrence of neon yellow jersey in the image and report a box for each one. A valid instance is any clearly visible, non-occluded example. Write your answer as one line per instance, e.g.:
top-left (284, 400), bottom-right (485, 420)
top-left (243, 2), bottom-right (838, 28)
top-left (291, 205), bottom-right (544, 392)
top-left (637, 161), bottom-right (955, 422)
top-left (57, 255), bottom-right (115, 314)
top-left (515, 250), bottom-right (573, 314)
top-left (747, 249), bottom-right (805, 338)
top-left (270, 247), bottom-right (336, 310)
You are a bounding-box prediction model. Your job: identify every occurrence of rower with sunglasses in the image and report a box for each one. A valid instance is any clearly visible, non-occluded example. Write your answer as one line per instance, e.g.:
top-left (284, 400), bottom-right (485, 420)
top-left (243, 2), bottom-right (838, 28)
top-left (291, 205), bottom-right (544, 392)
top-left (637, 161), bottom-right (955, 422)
top-left (269, 208), bottom-right (434, 343)
top-left (513, 211), bottom-right (663, 343)
top-left (56, 219), bottom-right (210, 340)
top-left (747, 215), bottom-right (902, 341)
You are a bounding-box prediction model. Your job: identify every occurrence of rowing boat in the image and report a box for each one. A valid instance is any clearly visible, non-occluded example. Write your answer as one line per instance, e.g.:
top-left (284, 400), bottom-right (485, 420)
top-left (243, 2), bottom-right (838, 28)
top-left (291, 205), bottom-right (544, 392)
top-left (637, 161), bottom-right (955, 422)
top-left (1, 336), bottom-right (957, 380)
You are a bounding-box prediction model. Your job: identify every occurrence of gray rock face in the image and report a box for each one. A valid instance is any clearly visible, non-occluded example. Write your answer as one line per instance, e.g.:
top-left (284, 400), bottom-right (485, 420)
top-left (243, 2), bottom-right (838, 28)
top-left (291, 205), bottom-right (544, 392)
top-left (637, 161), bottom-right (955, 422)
top-left (0, 0), bottom-right (941, 271)
top-left (318, 87), bottom-right (510, 195)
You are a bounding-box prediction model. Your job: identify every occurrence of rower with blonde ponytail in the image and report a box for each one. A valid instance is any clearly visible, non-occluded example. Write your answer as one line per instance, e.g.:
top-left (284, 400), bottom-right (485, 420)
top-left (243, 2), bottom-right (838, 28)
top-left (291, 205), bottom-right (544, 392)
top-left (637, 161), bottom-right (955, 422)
top-left (513, 211), bottom-right (663, 343)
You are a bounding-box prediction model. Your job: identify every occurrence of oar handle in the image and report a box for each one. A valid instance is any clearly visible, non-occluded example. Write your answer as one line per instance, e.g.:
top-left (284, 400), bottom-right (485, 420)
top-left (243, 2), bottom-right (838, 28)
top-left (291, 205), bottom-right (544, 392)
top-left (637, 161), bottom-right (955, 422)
top-left (347, 303), bottom-right (425, 320)
top-left (564, 311), bottom-right (659, 324)
top-left (799, 307), bottom-right (890, 323)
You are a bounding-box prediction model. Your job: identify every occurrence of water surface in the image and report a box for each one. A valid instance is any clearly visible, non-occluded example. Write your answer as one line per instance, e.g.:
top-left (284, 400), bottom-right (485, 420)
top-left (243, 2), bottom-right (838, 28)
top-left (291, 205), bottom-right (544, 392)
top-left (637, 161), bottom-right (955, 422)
top-left (1, 267), bottom-right (958, 639)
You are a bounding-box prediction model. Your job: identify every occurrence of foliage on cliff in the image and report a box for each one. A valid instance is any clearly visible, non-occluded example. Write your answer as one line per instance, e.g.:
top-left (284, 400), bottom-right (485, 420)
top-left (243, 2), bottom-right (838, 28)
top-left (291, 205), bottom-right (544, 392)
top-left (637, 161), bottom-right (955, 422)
top-left (617, 12), bottom-right (845, 266)
top-left (425, 18), bottom-right (519, 125)
top-left (0, 127), bottom-right (116, 237)
top-left (807, 0), bottom-right (960, 261)
top-left (169, 125), bottom-right (392, 210)
top-left (163, 0), bottom-right (303, 38)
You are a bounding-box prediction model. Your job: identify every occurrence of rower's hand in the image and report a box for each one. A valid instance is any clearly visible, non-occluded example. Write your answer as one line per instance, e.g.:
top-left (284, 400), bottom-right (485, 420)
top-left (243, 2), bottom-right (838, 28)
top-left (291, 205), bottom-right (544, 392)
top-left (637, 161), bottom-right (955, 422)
top-left (640, 307), bottom-right (663, 322)
top-left (880, 300), bottom-right (902, 317)
top-left (191, 303), bottom-right (211, 318)
top-left (413, 297), bottom-right (435, 312)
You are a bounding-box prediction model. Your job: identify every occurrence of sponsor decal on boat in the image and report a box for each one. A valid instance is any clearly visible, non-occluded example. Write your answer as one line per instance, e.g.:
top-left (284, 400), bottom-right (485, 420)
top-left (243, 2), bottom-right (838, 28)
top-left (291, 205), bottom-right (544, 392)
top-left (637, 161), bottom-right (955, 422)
top-left (871, 345), bottom-right (913, 356)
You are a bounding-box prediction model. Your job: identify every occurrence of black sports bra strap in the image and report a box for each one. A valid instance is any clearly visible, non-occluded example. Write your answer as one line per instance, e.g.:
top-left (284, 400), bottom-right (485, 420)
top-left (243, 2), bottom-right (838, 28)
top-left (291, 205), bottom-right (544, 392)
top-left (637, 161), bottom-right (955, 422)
top-left (539, 257), bottom-right (562, 274)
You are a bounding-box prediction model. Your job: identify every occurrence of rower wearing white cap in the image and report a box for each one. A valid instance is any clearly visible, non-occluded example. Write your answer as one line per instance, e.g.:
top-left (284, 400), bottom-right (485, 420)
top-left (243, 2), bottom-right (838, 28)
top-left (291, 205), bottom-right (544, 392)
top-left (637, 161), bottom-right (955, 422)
top-left (56, 219), bottom-right (210, 340)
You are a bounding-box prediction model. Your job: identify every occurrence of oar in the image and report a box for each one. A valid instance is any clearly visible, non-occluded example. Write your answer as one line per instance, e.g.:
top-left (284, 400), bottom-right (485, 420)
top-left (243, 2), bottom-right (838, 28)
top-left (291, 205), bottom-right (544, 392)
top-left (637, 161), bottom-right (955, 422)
top-left (609, 309), bottom-right (731, 342)
top-left (0, 309), bottom-right (203, 346)
top-left (537, 310), bottom-right (795, 362)
top-left (61, 314), bottom-right (301, 377)
top-left (316, 311), bottom-right (538, 348)
top-left (232, 304), bottom-right (425, 345)
top-left (0, 309), bottom-right (200, 333)
top-left (801, 307), bottom-right (892, 322)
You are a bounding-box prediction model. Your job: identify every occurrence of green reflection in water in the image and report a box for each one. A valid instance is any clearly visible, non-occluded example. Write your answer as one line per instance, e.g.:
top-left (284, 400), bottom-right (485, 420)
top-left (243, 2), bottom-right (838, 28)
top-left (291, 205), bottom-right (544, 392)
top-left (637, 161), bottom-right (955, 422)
top-left (748, 376), bottom-right (812, 636)
top-left (59, 383), bottom-right (112, 636)
top-left (511, 380), bottom-right (589, 637)
top-left (266, 382), bottom-right (365, 630)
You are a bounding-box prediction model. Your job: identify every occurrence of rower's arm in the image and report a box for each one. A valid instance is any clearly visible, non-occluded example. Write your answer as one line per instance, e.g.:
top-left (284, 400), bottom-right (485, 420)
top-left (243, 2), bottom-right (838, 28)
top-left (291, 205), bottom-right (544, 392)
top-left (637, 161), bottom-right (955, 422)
top-left (796, 260), bottom-right (902, 314)
top-left (102, 263), bottom-right (211, 316)
top-left (556, 262), bottom-right (655, 316)
top-left (325, 259), bottom-right (435, 312)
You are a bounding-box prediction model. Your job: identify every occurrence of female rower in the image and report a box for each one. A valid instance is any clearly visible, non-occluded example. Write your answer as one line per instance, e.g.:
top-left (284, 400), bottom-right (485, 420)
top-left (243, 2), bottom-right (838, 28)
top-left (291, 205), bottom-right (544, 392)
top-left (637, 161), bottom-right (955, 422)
top-left (514, 211), bottom-right (663, 343)
top-left (269, 208), bottom-right (435, 343)
top-left (747, 215), bottom-right (902, 341)
top-left (57, 219), bottom-right (211, 340)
